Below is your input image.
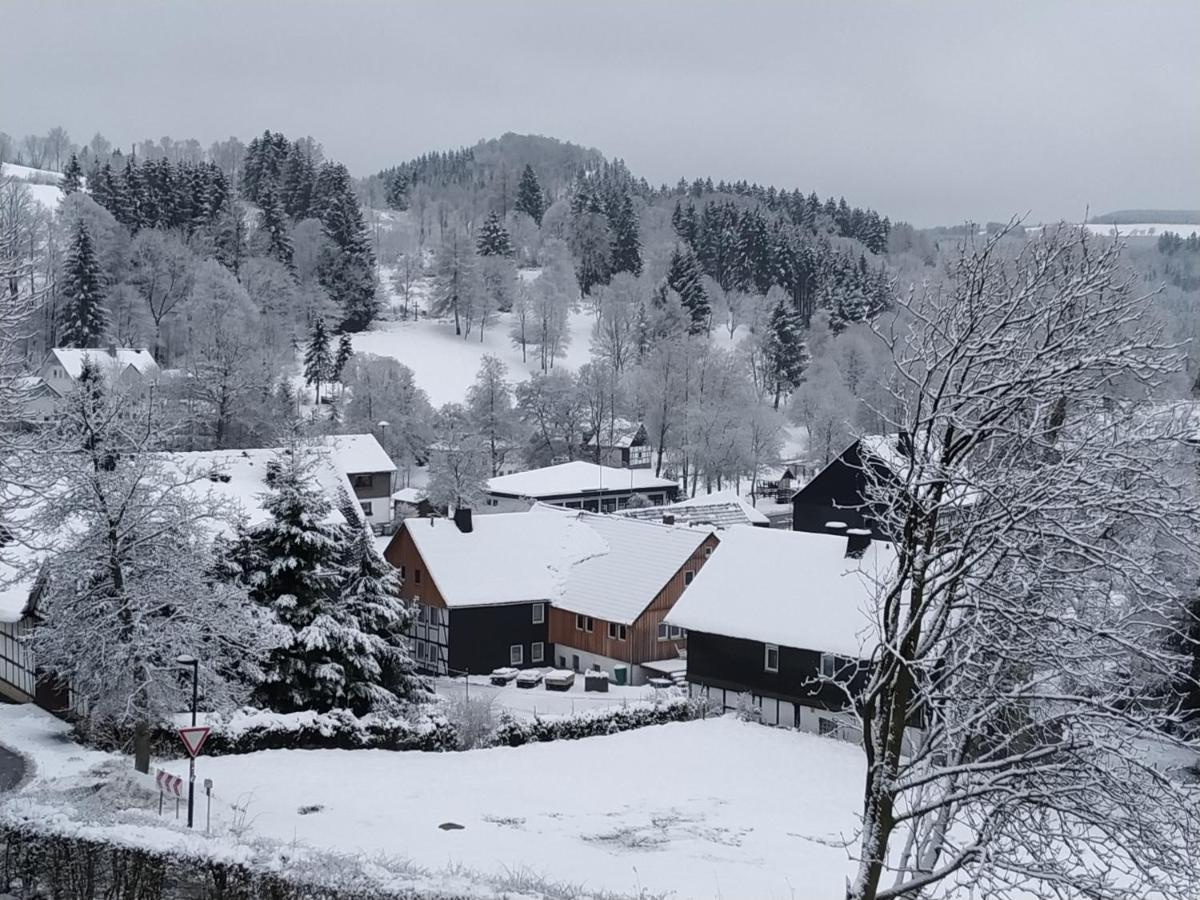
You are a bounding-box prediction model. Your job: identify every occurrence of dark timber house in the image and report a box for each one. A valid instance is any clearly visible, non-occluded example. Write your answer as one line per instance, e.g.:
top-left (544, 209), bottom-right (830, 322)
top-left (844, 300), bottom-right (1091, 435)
top-left (384, 506), bottom-right (716, 684)
top-left (665, 524), bottom-right (898, 740)
top-left (791, 434), bottom-right (911, 538)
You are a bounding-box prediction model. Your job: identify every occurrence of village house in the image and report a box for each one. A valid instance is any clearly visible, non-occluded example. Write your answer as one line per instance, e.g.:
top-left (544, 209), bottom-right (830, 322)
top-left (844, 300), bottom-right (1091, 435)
top-left (664, 524), bottom-right (898, 740)
top-left (481, 460), bottom-right (680, 514)
top-left (383, 506), bottom-right (717, 684)
top-left (320, 434), bottom-right (396, 529)
top-left (18, 346), bottom-right (164, 425)
top-left (791, 434), bottom-right (911, 538)
top-left (580, 419), bottom-right (653, 469)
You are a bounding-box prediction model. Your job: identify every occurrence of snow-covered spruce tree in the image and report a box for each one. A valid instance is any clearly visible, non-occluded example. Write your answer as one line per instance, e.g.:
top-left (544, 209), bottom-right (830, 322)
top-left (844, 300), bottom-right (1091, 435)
top-left (514, 164), bottom-right (545, 225)
top-left (666, 244), bottom-right (710, 335)
top-left (476, 210), bottom-right (513, 257)
top-left (609, 190), bottom-right (642, 277)
top-left (256, 182), bottom-right (294, 269)
top-left (847, 224), bottom-right (1200, 900)
top-left (334, 494), bottom-right (429, 711)
top-left (763, 290), bottom-right (808, 409)
top-left (304, 317), bottom-right (332, 404)
top-left (57, 218), bottom-right (108, 347)
top-left (315, 162), bottom-right (378, 332)
top-left (239, 447), bottom-right (352, 713)
top-left (332, 331), bottom-right (353, 391)
top-left (29, 365), bottom-right (277, 772)
top-left (60, 153), bottom-right (83, 194)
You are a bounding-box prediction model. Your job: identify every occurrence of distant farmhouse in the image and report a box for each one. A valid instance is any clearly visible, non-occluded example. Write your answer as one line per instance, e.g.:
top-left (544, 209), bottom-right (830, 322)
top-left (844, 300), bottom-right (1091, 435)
top-left (791, 434), bottom-right (910, 538)
top-left (20, 347), bottom-right (164, 423)
top-left (580, 419), bottom-right (652, 469)
top-left (482, 460), bottom-right (680, 514)
top-left (383, 506), bottom-right (716, 684)
top-left (665, 524), bottom-right (897, 741)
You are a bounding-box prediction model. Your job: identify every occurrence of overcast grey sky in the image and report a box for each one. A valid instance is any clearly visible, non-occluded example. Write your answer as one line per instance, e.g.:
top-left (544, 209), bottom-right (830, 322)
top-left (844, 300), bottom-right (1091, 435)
top-left (2, 1), bottom-right (1197, 225)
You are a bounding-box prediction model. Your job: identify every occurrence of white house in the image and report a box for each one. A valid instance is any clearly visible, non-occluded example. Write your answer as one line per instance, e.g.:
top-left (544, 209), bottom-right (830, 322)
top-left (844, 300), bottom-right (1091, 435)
top-left (320, 434), bottom-right (396, 529)
top-left (38, 347), bottom-right (161, 396)
top-left (482, 460), bottom-right (680, 514)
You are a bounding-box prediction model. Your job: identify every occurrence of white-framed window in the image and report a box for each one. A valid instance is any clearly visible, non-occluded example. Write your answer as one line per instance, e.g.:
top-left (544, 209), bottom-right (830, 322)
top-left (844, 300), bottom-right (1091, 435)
top-left (608, 623), bottom-right (627, 641)
top-left (531, 641), bottom-right (544, 663)
top-left (704, 546), bottom-right (713, 557)
top-left (684, 570), bottom-right (695, 585)
top-left (485, 497), bottom-right (499, 507)
top-left (669, 625), bottom-right (685, 640)
top-left (417, 605), bottom-right (428, 623)
top-left (510, 644), bottom-right (524, 666)
top-left (360, 501), bottom-right (373, 517)
top-left (575, 613), bottom-right (585, 631)
top-left (532, 602), bottom-right (545, 624)
top-left (764, 643), bottom-right (780, 673)
top-left (657, 622), bottom-right (670, 641)
top-left (584, 616), bottom-right (594, 633)
top-left (821, 653), bottom-right (838, 678)
top-left (416, 642), bottom-right (427, 661)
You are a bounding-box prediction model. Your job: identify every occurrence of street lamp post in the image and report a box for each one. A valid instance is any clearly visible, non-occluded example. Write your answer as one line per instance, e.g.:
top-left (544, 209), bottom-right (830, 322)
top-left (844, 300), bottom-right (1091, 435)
top-left (177, 654), bottom-right (199, 829)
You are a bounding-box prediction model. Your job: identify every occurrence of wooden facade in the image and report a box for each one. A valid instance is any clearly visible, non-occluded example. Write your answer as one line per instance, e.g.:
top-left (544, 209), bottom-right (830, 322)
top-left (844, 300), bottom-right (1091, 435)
top-left (549, 533), bottom-right (720, 668)
top-left (0, 616), bottom-right (36, 702)
top-left (791, 439), bottom-right (898, 538)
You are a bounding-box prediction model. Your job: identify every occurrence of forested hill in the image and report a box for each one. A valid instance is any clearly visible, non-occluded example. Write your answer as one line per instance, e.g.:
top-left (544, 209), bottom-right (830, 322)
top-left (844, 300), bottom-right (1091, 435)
top-left (1090, 209), bottom-right (1200, 225)
top-left (371, 132), bottom-right (893, 328)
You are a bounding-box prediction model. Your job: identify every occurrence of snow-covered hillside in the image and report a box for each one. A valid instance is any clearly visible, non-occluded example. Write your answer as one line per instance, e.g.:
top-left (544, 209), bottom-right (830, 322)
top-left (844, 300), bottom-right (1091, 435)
top-left (1, 162), bottom-right (65, 209)
top-left (1084, 222), bottom-right (1199, 239)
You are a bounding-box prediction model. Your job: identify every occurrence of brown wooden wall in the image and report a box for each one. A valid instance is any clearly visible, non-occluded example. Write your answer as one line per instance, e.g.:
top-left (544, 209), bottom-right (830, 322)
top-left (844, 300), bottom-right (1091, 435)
top-left (550, 532), bottom-right (720, 664)
top-left (382, 525), bottom-right (447, 608)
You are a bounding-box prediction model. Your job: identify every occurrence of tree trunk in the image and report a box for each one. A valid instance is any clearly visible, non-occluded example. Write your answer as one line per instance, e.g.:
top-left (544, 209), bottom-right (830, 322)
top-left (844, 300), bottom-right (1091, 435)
top-left (134, 720), bottom-right (151, 773)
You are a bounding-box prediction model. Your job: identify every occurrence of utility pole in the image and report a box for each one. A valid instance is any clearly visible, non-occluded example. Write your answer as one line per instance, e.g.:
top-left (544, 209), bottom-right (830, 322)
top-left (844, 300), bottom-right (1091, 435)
top-left (177, 654), bottom-right (199, 828)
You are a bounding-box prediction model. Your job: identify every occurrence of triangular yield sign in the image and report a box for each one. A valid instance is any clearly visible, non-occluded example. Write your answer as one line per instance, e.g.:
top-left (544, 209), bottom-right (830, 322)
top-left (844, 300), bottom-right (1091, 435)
top-left (178, 725), bottom-right (210, 758)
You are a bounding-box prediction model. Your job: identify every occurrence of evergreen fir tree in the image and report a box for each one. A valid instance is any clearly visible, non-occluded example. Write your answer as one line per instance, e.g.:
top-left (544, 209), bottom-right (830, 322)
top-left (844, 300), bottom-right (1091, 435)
top-left (57, 220), bottom-right (108, 347)
top-left (385, 171), bottom-right (409, 211)
top-left (304, 318), bottom-right (333, 404)
top-left (764, 294), bottom-right (809, 409)
top-left (332, 332), bottom-right (354, 386)
top-left (315, 163), bottom-right (378, 332)
top-left (258, 183), bottom-right (294, 269)
top-left (239, 450), bottom-right (352, 713)
top-left (514, 164), bottom-right (545, 225)
top-left (665, 244), bottom-right (710, 334)
top-left (334, 510), bottom-right (428, 712)
top-left (281, 140), bottom-right (316, 219)
top-left (60, 153), bottom-right (83, 195)
top-left (476, 210), bottom-right (514, 257)
top-left (609, 191), bottom-right (642, 276)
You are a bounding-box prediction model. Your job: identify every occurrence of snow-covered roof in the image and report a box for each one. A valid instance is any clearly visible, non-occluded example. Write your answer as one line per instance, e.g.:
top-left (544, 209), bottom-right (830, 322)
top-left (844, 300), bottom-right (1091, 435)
top-left (401, 509), bottom-right (607, 608)
top-left (49, 347), bottom-right (159, 380)
top-left (392, 487), bottom-right (426, 504)
top-left (486, 461), bottom-right (677, 499)
top-left (618, 490), bottom-right (770, 529)
top-left (320, 434), bottom-right (396, 476)
top-left (664, 526), bottom-right (898, 658)
top-left (583, 419), bottom-right (645, 449)
top-left (401, 506), bottom-right (713, 621)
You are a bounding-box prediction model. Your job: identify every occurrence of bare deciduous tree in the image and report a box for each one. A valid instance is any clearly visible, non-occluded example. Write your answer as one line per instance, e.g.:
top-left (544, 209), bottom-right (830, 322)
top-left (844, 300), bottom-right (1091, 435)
top-left (848, 225), bottom-right (1200, 900)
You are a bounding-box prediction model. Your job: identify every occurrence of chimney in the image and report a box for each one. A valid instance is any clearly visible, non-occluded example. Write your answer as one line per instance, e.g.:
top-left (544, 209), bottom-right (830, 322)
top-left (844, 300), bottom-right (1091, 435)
top-left (824, 521), bottom-right (848, 535)
top-left (453, 507), bottom-right (473, 534)
top-left (662, 513), bottom-right (675, 526)
top-left (846, 527), bottom-right (872, 558)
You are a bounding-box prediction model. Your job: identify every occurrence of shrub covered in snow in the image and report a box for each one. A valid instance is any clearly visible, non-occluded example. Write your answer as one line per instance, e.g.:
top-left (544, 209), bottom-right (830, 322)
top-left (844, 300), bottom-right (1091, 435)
top-left (491, 695), bottom-right (714, 747)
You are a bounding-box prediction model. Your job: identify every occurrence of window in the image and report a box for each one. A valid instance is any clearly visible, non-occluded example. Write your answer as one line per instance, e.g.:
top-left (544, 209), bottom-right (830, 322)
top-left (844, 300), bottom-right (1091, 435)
top-left (585, 616), bottom-right (594, 633)
top-left (820, 653), bottom-right (838, 679)
top-left (531, 642), bottom-right (544, 663)
top-left (576, 613), bottom-right (585, 631)
top-left (704, 546), bottom-right (713, 558)
top-left (414, 569), bottom-right (422, 585)
top-left (360, 501), bottom-right (373, 517)
top-left (669, 625), bottom-right (685, 640)
top-left (684, 570), bottom-right (695, 585)
top-left (417, 605), bottom-right (428, 623)
top-left (510, 644), bottom-right (524, 666)
top-left (608, 623), bottom-right (627, 641)
top-left (764, 643), bottom-right (780, 673)
top-left (485, 497), bottom-right (499, 507)
top-left (657, 622), bottom-right (670, 641)
top-left (400, 565), bottom-right (406, 580)
top-left (532, 602), bottom-right (545, 624)
top-left (559, 655), bottom-right (567, 668)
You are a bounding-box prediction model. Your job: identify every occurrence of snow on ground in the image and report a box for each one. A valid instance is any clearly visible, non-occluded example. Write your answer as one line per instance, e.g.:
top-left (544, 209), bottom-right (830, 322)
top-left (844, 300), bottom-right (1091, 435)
top-left (1083, 222), bottom-right (1200, 239)
top-left (152, 716), bottom-right (864, 899)
top-left (1, 162), bottom-right (65, 210)
top-left (352, 301), bottom-right (595, 407)
top-left (432, 673), bottom-right (670, 720)
top-left (0, 703), bottom-right (114, 783)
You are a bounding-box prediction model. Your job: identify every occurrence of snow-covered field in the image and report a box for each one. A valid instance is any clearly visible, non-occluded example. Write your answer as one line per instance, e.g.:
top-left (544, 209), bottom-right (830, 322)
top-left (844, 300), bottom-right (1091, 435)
top-left (1083, 222), bottom-right (1199, 239)
top-left (1, 162), bottom-right (65, 209)
top-left (352, 303), bottom-right (596, 407)
top-left (156, 716), bottom-right (863, 899)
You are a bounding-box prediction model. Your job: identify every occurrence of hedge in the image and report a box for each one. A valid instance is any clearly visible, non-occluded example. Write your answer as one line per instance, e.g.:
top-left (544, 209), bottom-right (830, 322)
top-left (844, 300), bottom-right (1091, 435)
top-left (491, 695), bottom-right (714, 747)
